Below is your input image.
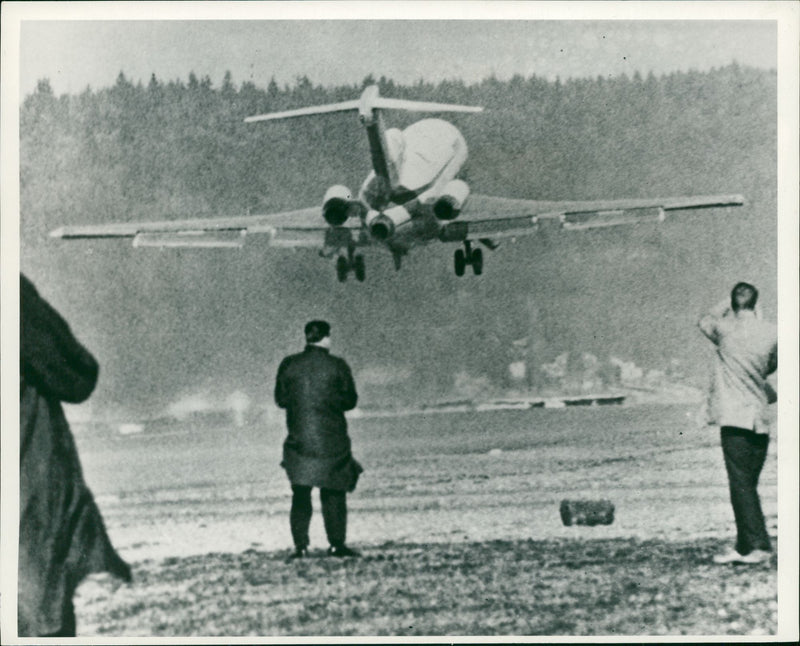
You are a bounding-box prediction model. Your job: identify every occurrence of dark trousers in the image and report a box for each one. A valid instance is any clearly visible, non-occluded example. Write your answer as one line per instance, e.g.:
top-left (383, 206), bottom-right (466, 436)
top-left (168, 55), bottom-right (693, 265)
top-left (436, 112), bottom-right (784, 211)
top-left (720, 426), bottom-right (771, 554)
top-left (290, 485), bottom-right (347, 549)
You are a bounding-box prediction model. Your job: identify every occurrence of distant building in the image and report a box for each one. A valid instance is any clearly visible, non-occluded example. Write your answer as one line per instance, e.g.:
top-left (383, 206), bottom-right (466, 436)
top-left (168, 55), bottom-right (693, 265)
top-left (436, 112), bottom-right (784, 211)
top-left (508, 360), bottom-right (527, 386)
top-left (227, 391), bottom-right (251, 428)
top-left (609, 356), bottom-right (644, 385)
top-left (166, 390), bottom-right (254, 428)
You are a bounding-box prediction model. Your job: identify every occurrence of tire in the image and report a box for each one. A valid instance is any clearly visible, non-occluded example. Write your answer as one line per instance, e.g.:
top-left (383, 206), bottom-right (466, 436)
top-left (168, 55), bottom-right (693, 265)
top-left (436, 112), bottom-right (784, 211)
top-left (454, 248), bottom-right (466, 277)
top-left (471, 247), bottom-right (483, 275)
top-left (336, 256), bottom-right (349, 282)
top-left (354, 255), bottom-right (366, 282)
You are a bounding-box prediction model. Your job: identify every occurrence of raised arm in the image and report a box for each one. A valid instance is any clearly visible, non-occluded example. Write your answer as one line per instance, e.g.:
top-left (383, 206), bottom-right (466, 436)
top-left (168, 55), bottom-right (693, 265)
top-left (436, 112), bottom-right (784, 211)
top-left (698, 298), bottom-right (731, 344)
top-left (766, 342), bottom-right (777, 376)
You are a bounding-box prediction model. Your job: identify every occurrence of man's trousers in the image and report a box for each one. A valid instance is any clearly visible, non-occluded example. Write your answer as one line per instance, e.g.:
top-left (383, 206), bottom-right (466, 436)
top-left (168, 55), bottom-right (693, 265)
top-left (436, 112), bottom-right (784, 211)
top-left (720, 426), bottom-right (771, 554)
top-left (290, 485), bottom-right (347, 549)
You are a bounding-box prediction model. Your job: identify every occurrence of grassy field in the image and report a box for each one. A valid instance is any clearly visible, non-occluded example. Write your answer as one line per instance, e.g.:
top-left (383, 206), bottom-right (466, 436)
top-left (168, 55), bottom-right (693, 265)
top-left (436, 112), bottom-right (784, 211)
top-left (71, 405), bottom-right (782, 637)
top-left (75, 536), bottom-right (777, 637)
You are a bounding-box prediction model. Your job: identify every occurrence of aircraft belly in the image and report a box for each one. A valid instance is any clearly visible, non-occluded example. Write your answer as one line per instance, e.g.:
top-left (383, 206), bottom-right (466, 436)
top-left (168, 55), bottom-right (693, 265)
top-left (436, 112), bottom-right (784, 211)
top-left (385, 213), bottom-right (439, 251)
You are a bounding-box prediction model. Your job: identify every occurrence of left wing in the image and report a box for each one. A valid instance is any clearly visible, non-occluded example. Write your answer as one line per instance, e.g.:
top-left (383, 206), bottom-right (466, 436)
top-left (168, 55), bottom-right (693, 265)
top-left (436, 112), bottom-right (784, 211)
top-left (50, 208), bottom-right (366, 249)
top-left (446, 193), bottom-right (745, 241)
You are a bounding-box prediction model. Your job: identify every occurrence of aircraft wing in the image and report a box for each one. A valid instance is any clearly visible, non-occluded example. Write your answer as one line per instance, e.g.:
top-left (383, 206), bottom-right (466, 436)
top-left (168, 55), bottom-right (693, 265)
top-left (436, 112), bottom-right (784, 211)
top-left (450, 193), bottom-right (745, 241)
top-left (50, 208), bottom-right (368, 249)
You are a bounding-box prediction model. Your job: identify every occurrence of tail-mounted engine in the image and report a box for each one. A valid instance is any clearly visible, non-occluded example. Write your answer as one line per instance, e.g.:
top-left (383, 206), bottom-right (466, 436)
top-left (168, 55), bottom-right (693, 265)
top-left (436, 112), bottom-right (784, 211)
top-left (432, 179), bottom-right (470, 221)
top-left (368, 205), bottom-right (412, 241)
top-left (322, 185), bottom-right (365, 227)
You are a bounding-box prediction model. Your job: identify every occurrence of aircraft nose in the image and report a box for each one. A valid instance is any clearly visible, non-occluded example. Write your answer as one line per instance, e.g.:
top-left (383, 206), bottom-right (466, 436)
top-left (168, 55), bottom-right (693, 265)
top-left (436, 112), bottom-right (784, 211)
top-left (369, 214), bottom-right (394, 241)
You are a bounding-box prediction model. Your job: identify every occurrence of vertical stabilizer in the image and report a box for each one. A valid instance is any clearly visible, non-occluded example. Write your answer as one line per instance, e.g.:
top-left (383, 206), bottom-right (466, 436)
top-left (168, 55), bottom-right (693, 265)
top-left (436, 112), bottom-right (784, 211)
top-left (245, 84), bottom-right (483, 190)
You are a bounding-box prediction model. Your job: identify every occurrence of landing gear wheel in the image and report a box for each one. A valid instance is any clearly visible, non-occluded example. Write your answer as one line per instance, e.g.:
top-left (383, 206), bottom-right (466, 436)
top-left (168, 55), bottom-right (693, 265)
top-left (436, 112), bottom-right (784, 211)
top-left (354, 255), bottom-right (366, 282)
top-left (454, 248), bottom-right (466, 277)
top-left (471, 247), bottom-right (483, 276)
top-left (336, 256), bottom-right (349, 283)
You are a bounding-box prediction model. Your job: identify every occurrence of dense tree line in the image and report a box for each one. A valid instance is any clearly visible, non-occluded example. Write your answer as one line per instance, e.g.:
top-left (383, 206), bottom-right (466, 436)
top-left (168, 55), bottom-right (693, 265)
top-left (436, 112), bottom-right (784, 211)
top-left (21, 64), bottom-right (774, 232)
top-left (20, 66), bottom-right (777, 410)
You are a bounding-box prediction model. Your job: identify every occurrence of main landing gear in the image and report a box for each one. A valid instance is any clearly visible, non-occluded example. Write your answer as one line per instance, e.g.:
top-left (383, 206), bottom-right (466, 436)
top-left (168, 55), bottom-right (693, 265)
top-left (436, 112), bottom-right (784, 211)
top-left (454, 241), bottom-right (483, 277)
top-left (336, 247), bottom-right (365, 283)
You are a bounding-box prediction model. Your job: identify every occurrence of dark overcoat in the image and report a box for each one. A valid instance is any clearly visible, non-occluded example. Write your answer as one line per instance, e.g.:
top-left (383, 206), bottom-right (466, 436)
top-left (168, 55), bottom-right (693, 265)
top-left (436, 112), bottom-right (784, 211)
top-left (19, 275), bottom-right (131, 636)
top-left (274, 344), bottom-right (362, 491)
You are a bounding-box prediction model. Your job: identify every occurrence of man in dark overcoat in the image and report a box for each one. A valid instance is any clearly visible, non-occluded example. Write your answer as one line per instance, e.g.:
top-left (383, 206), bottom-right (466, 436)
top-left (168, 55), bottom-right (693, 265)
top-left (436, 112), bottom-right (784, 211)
top-left (19, 274), bottom-right (131, 636)
top-left (274, 320), bottom-right (362, 558)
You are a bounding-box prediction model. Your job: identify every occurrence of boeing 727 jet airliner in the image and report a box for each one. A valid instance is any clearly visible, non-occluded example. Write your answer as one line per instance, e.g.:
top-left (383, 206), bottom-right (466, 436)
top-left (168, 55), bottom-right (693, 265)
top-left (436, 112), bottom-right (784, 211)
top-left (51, 85), bottom-right (744, 282)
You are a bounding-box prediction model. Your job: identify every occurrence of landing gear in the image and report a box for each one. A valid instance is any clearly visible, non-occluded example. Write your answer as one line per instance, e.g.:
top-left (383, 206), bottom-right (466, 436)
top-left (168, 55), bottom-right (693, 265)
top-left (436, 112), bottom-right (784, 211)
top-left (336, 256), bottom-right (349, 283)
top-left (354, 254), bottom-right (366, 282)
top-left (471, 247), bottom-right (483, 276)
top-left (454, 241), bottom-right (483, 277)
top-left (454, 248), bottom-right (466, 277)
top-left (336, 247), bottom-right (365, 283)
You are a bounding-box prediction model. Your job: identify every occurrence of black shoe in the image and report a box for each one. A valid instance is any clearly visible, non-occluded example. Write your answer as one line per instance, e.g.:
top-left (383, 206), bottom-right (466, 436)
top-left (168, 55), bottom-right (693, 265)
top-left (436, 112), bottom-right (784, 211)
top-left (289, 547), bottom-right (308, 560)
top-left (327, 545), bottom-right (360, 558)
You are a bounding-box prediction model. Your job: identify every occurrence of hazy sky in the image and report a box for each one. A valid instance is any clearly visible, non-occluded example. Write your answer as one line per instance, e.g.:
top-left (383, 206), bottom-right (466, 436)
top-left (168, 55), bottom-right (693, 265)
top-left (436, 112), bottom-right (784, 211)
top-left (16, 9), bottom-right (778, 97)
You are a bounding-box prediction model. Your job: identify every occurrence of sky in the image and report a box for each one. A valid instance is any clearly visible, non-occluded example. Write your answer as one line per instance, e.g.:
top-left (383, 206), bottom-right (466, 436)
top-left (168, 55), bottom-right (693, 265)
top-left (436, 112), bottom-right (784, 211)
top-left (14, 7), bottom-right (780, 98)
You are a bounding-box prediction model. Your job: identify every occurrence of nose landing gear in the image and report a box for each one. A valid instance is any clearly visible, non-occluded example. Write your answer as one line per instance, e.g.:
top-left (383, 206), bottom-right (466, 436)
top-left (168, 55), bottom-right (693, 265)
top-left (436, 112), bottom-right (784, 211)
top-left (454, 241), bottom-right (483, 277)
top-left (336, 246), bottom-right (365, 282)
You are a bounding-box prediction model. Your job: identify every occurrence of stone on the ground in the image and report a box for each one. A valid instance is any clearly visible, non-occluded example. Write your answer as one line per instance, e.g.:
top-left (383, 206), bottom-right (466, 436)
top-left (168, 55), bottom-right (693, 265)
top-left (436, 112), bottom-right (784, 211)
top-left (559, 499), bottom-right (615, 526)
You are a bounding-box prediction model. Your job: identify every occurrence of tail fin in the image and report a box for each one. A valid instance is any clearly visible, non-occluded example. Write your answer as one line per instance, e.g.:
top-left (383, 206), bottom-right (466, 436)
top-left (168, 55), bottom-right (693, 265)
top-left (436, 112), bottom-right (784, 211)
top-left (245, 85), bottom-right (483, 123)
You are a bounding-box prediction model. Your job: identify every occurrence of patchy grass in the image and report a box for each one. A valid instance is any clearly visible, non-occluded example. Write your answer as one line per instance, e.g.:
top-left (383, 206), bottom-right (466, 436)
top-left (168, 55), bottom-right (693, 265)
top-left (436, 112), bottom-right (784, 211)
top-left (75, 537), bottom-right (777, 637)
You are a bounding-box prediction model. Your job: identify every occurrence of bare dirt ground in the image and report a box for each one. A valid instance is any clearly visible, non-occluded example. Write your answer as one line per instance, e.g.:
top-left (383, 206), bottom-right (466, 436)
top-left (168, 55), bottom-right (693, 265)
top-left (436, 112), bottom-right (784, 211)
top-left (72, 405), bottom-right (781, 637)
top-left (76, 537), bottom-right (778, 637)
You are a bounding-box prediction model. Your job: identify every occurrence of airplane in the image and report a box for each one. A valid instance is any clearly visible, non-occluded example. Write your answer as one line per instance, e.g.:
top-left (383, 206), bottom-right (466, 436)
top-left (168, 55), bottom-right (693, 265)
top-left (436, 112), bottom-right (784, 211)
top-left (50, 84), bottom-right (745, 282)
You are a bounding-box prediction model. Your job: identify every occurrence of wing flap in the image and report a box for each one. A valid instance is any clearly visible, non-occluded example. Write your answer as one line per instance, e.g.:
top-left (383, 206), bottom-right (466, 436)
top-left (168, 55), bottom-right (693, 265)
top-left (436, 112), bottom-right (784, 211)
top-left (51, 216), bottom-right (265, 240)
top-left (133, 230), bottom-right (247, 248)
top-left (50, 208), bottom-right (365, 251)
top-left (455, 193), bottom-right (744, 241)
top-left (561, 206), bottom-right (665, 230)
top-left (269, 227), bottom-right (327, 248)
top-left (460, 218), bottom-right (539, 240)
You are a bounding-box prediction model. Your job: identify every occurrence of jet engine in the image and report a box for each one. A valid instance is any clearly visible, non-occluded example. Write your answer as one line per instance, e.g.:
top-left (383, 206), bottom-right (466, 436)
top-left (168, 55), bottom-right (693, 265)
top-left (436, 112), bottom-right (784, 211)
top-left (368, 205), bottom-right (412, 241)
top-left (322, 185), bottom-right (365, 227)
top-left (432, 179), bottom-right (470, 220)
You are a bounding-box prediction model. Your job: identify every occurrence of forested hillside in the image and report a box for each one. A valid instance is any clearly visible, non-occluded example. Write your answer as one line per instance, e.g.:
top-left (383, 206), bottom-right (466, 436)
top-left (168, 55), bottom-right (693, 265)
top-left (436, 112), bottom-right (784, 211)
top-left (20, 66), bottom-right (776, 414)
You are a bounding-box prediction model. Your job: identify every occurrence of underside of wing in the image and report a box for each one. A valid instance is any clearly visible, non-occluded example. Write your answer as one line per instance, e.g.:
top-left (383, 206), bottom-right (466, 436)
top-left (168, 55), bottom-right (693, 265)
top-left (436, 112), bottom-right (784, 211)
top-left (449, 193), bottom-right (745, 241)
top-left (50, 208), bottom-right (367, 249)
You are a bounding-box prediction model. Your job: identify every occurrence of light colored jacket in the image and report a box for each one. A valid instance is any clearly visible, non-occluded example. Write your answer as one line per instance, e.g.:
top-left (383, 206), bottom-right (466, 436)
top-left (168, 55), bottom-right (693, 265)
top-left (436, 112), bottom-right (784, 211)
top-left (698, 306), bottom-right (777, 433)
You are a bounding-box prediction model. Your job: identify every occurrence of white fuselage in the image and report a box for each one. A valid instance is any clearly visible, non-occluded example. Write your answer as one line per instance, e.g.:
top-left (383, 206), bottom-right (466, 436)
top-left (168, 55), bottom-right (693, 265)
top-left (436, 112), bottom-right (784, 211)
top-left (357, 118), bottom-right (469, 253)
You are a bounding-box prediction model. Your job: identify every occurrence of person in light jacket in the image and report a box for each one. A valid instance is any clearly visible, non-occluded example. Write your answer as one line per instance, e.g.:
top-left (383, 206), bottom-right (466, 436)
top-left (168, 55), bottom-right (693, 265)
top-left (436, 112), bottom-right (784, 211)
top-left (274, 320), bottom-right (362, 558)
top-left (698, 281), bottom-right (777, 565)
top-left (19, 274), bottom-right (131, 636)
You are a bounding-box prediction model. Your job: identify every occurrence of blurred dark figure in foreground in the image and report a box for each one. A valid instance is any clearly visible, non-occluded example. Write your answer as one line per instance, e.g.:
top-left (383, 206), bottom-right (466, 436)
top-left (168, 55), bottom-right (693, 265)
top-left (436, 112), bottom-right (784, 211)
top-left (19, 274), bottom-right (131, 636)
top-left (698, 282), bottom-right (777, 565)
top-left (275, 320), bottom-right (362, 559)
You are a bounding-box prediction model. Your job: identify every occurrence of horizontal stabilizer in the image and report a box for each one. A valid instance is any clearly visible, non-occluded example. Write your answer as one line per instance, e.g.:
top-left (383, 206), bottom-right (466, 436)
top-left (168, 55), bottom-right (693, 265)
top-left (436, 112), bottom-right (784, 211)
top-left (371, 98), bottom-right (483, 114)
top-left (245, 100), bottom-right (360, 123)
top-left (245, 85), bottom-right (483, 123)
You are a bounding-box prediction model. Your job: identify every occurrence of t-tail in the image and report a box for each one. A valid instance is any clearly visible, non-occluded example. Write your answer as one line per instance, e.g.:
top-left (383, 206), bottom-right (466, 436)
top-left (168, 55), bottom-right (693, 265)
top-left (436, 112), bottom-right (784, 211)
top-left (245, 85), bottom-right (483, 191)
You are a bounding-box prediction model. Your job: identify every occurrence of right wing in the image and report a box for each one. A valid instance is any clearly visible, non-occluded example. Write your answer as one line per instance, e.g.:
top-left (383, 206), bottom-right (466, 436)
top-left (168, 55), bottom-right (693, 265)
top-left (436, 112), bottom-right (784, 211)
top-left (448, 193), bottom-right (745, 241)
top-left (50, 208), bottom-right (368, 250)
